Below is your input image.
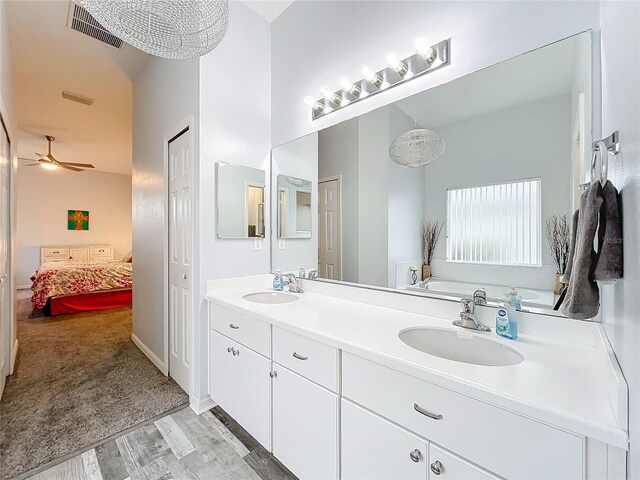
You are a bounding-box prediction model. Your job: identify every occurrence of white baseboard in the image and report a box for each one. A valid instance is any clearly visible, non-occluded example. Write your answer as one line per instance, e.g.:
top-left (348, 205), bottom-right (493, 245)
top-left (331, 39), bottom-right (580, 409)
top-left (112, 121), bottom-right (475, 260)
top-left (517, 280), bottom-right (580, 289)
top-left (131, 333), bottom-right (168, 375)
top-left (190, 396), bottom-right (216, 415)
top-left (10, 339), bottom-right (18, 374)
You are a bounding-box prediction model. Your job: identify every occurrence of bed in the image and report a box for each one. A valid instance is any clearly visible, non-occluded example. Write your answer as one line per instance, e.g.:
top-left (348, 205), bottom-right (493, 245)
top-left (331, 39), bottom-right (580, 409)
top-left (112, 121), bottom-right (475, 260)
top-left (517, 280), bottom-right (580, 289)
top-left (31, 260), bottom-right (132, 315)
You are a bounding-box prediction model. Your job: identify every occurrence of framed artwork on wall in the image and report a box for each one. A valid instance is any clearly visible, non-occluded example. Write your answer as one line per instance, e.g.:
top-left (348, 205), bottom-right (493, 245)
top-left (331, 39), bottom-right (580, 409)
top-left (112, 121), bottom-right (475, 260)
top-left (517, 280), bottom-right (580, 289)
top-left (68, 210), bottom-right (89, 230)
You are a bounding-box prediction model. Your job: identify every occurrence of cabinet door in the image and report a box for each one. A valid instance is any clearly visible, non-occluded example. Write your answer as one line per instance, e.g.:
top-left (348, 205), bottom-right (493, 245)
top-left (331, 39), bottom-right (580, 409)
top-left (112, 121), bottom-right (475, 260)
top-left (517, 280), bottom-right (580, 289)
top-left (428, 445), bottom-right (498, 480)
top-left (273, 365), bottom-right (338, 480)
top-left (69, 248), bottom-right (89, 262)
top-left (235, 344), bottom-right (271, 450)
top-left (342, 399), bottom-right (427, 480)
top-left (209, 331), bottom-right (237, 417)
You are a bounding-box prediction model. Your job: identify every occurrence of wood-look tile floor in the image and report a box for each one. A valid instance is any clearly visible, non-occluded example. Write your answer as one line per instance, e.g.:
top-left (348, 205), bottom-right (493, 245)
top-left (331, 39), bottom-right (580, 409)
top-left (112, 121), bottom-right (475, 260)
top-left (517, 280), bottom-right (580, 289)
top-left (25, 406), bottom-right (297, 480)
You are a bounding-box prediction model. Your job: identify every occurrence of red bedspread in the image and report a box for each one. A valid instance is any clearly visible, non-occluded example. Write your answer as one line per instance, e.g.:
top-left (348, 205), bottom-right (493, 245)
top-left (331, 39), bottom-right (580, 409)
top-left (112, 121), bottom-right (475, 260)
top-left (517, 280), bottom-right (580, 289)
top-left (31, 261), bottom-right (132, 310)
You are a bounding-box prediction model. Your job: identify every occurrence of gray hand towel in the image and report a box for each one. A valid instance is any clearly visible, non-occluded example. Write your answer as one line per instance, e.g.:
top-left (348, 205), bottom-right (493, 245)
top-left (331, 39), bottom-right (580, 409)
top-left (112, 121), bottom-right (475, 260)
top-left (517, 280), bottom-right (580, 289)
top-left (560, 209), bottom-right (579, 284)
top-left (594, 180), bottom-right (623, 281)
top-left (560, 182), bottom-right (602, 320)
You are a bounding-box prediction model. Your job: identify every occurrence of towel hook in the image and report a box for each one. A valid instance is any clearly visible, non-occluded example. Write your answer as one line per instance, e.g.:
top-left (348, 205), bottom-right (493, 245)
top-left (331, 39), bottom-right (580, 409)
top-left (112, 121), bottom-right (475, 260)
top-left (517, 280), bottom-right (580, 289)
top-left (590, 140), bottom-right (608, 186)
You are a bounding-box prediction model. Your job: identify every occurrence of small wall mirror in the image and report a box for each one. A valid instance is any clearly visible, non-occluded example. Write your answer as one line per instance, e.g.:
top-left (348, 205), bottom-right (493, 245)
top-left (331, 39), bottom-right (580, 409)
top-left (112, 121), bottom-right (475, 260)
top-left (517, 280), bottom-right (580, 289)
top-left (277, 174), bottom-right (312, 239)
top-left (216, 162), bottom-right (265, 239)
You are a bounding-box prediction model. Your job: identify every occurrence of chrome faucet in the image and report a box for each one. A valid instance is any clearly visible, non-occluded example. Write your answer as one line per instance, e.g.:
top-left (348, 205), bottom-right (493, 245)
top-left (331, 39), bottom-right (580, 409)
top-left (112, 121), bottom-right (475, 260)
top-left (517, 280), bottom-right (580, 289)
top-left (473, 288), bottom-right (487, 306)
top-left (453, 298), bottom-right (491, 332)
top-left (307, 269), bottom-right (319, 280)
top-left (283, 273), bottom-right (304, 293)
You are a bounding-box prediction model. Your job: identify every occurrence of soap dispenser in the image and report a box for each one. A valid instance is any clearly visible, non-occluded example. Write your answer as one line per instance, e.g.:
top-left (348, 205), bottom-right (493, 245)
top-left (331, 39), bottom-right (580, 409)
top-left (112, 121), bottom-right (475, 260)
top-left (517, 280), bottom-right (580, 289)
top-left (507, 286), bottom-right (523, 311)
top-left (273, 267), bottom-right (284, 291)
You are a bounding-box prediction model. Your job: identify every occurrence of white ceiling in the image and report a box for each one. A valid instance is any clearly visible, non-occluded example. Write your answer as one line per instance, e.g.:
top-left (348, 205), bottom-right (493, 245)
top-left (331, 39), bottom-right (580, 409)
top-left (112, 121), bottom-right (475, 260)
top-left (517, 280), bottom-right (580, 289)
top-left (7, 0), bottom-right (150, 175)
top-left (395, 35), bottom-right (580, 129)
top-left (241, 0), bottom-right (294, 23)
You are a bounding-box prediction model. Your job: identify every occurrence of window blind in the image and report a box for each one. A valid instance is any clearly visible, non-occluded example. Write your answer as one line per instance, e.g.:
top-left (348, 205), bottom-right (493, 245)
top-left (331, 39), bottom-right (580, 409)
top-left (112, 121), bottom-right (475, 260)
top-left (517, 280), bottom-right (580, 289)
top-left (446, 178), bottom-right (541, 267)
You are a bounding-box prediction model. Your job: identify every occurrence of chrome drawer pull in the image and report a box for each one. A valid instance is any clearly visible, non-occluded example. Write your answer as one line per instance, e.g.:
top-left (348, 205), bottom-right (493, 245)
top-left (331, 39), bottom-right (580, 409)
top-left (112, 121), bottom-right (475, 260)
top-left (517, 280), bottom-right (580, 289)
top-left (414, 403), bottom-right (443, 420)
top-left (292, 352), bottom-right (308, 361)
top-left (409, 449), bottom-right (421, 463)
top-left (269, 371), bottom-right (278, 378)
top-left (430, 461), bottom-right (443, 475)
top-left (229, 324), bottom-right (240, 329)
top-left (227, 347), bottom-right (232, 353)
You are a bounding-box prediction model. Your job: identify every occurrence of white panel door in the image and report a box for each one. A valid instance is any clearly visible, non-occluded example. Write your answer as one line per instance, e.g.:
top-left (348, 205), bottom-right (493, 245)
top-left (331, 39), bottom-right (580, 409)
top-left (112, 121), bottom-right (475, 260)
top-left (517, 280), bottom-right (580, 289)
top-left (168, 128), bottom-right (192, 393)
top-left (209, 330), bottom-right (237, 416)
top-left (318, 179), bottom-right (341, 280)
top-left (342, 399), bottom-right (427, 480)
top-left (272, 365), bottom-right (338, 480)
top-left (0, 118), bottom-right (10, 396)
top-left (235, 344), bottom-right (271, 449)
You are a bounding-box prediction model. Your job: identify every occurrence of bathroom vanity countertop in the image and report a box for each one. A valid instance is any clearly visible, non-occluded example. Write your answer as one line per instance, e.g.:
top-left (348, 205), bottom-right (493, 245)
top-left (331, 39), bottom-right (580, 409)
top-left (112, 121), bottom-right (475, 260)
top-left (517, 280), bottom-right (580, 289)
top-left (205, 278), bottom-right (628, 449)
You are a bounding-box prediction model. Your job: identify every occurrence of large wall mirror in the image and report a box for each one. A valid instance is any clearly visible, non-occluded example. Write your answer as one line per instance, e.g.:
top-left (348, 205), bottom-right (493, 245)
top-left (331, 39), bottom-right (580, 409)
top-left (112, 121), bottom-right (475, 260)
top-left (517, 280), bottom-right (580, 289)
top-left (271, 32), bottom-right (592, 315)
top-left (217, 162), bottom-right (265, 239)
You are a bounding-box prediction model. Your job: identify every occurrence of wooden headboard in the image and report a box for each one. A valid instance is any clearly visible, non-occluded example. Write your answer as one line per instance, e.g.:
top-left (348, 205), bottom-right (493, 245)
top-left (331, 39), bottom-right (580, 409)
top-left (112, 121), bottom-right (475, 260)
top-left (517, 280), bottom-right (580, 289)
top-left (41, 244), bottom-right (114, 264)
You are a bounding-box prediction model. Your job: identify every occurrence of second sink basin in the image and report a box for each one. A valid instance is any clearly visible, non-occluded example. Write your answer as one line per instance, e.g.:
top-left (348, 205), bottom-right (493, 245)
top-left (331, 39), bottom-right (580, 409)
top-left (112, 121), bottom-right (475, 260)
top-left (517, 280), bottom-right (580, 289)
top-left (243, 292), bottom-right (299, 304)
top-left (399, 327), bottom-right (524, 366)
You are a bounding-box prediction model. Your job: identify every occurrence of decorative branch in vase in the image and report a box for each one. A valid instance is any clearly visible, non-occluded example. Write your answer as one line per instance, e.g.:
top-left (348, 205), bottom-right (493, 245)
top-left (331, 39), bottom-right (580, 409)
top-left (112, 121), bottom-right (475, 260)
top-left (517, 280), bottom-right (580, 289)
top-left (545, 215), bottom-right (570, 295)
top-left (423, 221), bottom-right (443, 280)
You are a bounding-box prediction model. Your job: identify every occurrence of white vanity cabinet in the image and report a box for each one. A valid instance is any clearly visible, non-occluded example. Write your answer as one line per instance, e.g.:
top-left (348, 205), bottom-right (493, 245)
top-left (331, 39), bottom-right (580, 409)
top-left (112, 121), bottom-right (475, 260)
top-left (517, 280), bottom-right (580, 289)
top-left (208, 308), bottom-right (272, 449)
top-left (342, 352), bottom-right (583, 480)
top-left (271, 326), bottom-right (339, 480)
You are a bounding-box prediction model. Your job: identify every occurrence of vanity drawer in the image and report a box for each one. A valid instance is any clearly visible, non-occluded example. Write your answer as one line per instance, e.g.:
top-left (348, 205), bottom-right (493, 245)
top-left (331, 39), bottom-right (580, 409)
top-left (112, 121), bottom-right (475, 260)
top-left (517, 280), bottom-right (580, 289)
top-left (210, 304), bottom-right (270, 357)
top-left (342, 353), bottom-right (583, 480)
top-left (273, 327), bottom-right (338, 392)
top-left (43, 247), bottom-right (68, 258)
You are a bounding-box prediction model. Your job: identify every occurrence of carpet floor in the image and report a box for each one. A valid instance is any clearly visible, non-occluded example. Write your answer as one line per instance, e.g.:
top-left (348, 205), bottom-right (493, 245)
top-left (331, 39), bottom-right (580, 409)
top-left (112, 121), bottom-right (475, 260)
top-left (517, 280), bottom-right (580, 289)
top-left (0, 294), bottom-right (189, 479)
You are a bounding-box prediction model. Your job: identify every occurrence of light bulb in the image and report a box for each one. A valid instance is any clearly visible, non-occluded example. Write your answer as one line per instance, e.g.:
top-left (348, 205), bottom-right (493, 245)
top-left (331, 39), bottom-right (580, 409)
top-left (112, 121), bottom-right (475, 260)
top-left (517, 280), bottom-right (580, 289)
top-left (340, 77), bottom-right (361, 96)
top-left (362, 66), bottom-right (382, 87)
top-left (415, 38), bottom-right (436, 63)
top-left (40, 162), bottom-right (58, 170)
top-left (303, 96), bottom-right (324, 112)
top-left (386, 53), bottom-right (408, 76)
top-left (321, 87), bottom-right (340, 104)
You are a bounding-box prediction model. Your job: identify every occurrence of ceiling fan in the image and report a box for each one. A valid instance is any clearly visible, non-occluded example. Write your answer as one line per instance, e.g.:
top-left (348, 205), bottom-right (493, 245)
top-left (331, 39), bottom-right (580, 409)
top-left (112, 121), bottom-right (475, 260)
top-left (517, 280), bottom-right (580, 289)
top-left (20, 135), bottom-right (95, 172)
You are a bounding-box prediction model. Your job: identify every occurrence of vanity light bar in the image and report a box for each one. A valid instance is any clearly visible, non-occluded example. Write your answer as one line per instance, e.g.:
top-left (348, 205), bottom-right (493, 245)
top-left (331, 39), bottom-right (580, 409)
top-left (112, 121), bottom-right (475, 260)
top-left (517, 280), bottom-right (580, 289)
top-left (304, 38), bottom-right (450, 120)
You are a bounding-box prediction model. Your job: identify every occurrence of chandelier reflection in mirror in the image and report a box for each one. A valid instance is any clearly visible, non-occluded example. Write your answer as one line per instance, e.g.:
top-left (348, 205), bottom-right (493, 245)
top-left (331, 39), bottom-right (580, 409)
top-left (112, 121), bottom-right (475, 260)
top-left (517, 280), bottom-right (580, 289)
top-left (304, 38), bottom-right (450, 120)
top-left (80, 0), bottom-right (229, 59)
top-left (389, 128), bottom-right (445, 167)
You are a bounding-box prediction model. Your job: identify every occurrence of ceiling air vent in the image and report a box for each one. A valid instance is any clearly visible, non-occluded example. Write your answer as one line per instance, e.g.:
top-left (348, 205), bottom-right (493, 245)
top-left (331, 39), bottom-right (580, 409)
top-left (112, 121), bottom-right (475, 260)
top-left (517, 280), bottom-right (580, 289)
top-left (67, 2), bottom-right (124, 49)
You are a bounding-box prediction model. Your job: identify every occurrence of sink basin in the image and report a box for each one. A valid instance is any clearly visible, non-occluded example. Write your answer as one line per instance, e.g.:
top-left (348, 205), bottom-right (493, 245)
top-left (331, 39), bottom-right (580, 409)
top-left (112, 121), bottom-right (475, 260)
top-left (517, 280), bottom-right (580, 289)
top-left (243, 292), bottom-right (299, 304)
top-left (399, 327), bottom-right (524, 366)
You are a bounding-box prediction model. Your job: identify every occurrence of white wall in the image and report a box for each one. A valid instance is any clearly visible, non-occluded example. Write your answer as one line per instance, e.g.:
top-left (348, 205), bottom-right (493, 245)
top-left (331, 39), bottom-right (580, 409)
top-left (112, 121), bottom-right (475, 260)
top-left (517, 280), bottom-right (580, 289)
top-left (599, 2), bottom-right (640, 477)
top-left (132, 55), bottom-right (199, 366)
top-left (358, 108), bottom-right (389, 287)
top-left (272, 1), bottom-right (599, 147)
top-left (388, 105), bottom-right (424, 288)
top-left (318, 118), bottom-right (359, 282)
top-left (426, 94), bottom-right (570, 291)
top-left (271, 132), bottom-right (318, 273)
top-left (15, 166), bottom-right (132, 285)
top-left (195, 1), bottom-right (271, 402)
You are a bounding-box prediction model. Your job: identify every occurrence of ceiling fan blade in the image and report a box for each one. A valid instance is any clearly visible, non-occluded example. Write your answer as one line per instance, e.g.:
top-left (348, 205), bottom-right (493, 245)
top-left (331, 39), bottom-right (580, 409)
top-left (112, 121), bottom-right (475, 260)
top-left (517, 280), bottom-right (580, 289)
top-left (59, 162), bottom-right (95, 168)
top-left (57, 164), bottom-right (84, 172)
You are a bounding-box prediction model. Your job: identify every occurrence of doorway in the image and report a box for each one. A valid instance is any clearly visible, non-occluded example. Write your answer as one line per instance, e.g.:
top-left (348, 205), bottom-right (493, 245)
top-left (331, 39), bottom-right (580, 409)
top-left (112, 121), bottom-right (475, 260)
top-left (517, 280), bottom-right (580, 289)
top-left (318, 177), bottom-right (342, 280)
top-left (167, 126), bottom-right (193, 393)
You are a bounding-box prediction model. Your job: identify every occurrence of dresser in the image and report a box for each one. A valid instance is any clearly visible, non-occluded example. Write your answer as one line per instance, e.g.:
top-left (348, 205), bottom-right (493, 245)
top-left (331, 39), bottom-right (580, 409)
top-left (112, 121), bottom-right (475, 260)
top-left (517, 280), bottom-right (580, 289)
top-left (41, 244), bottom-right (114, 264)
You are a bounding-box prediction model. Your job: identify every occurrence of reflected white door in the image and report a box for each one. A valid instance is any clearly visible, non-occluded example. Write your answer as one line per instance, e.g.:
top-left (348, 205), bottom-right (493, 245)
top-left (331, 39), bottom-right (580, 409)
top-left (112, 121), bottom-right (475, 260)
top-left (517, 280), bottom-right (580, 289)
top-left (0, 118), bottom-right (10, 396)
top-left (318, 179), bottom-right (341, 280)
top-left (168, 128), bottom-right (192, 393)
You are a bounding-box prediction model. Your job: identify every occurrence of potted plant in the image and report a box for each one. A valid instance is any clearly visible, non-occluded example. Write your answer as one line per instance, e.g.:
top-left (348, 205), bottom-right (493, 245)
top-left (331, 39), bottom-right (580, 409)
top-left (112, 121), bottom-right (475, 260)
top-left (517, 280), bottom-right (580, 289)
top-left (545, 215), bottom-right (570, 295)
top-left (423, 221), bottom-right (443, 280)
